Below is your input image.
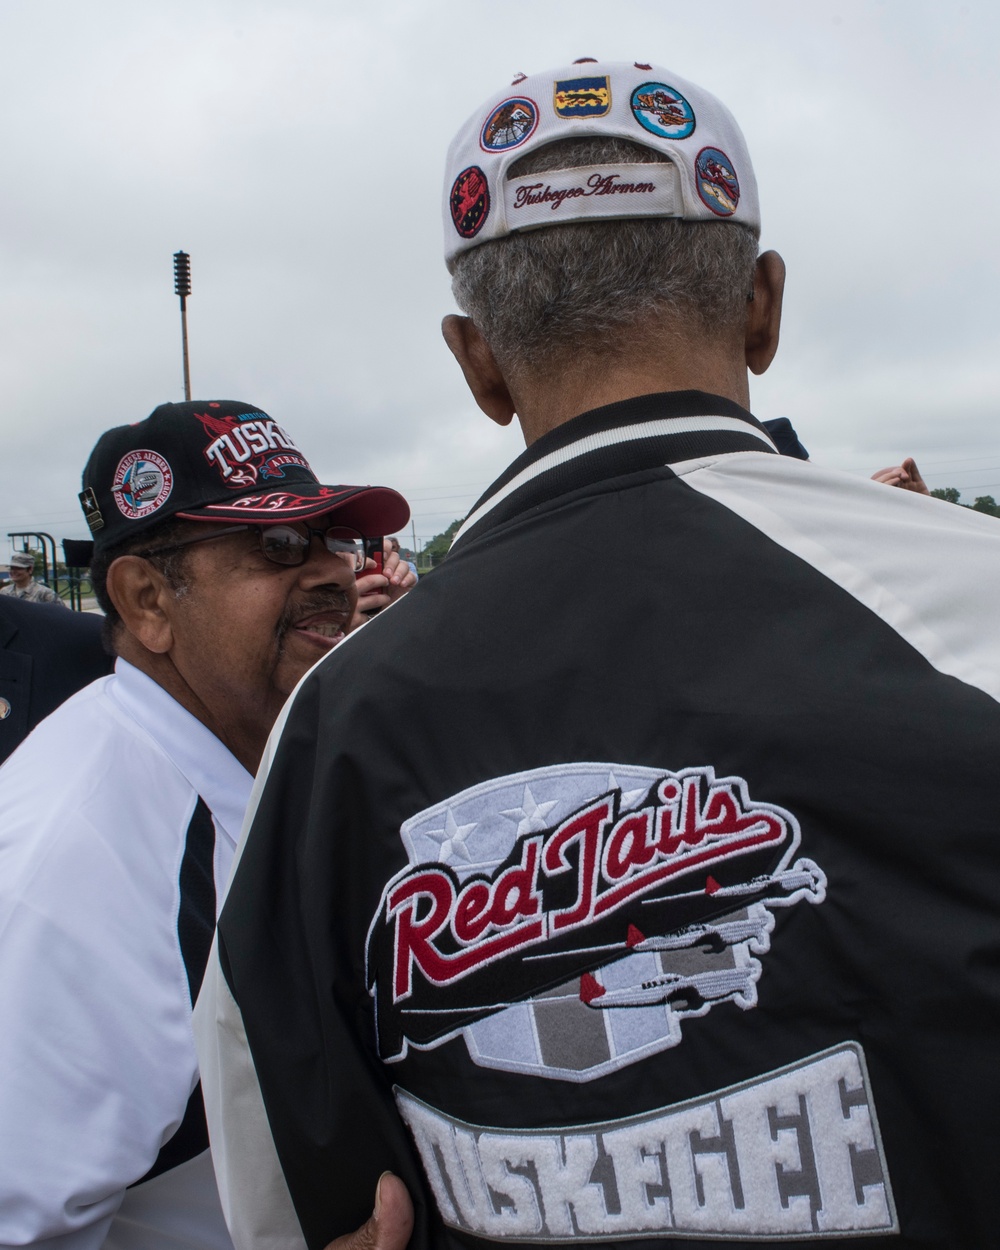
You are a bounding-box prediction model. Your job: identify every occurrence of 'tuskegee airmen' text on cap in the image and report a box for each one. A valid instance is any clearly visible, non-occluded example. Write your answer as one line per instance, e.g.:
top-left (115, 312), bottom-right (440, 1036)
top-left (80, 400), bottom-right (410, 552)
top-left (444, 58), bottom-right (759, 263)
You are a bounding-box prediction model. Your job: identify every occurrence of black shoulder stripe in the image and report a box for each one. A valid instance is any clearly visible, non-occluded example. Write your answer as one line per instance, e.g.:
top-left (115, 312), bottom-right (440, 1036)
top-left (178, 795), bottom-right (217, 1006)
top-left (130, 797), bottom-right (217, 1186)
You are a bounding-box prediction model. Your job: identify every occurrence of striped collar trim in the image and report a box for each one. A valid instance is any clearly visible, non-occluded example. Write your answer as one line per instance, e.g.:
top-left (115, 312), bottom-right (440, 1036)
top-left (454, 403), bottom-right (775, 545)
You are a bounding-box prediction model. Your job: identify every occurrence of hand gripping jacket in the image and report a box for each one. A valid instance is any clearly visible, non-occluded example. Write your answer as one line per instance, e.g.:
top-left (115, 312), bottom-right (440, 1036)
top-left (201, 392), bottom-right (1000, 1250)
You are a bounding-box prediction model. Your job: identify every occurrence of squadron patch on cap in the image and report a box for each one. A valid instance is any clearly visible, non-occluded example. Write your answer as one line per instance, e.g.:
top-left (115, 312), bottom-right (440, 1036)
top-left (630, 81), bottom-right (695, 139)
top-left (553, 75), bottom-right (611, 119)
top-left (449, 166), bottom-right (490, 239)
top-left (696, 146), bottom-right (740, 216)
top-left (111, 450), bottom-right (173, 521)
top-left (480, 97), bottom-right (538, 152)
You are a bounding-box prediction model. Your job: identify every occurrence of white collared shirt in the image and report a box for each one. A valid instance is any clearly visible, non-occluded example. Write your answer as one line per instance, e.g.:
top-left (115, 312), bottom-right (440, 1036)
top-left (0, 661), bottom-right (252, 1250)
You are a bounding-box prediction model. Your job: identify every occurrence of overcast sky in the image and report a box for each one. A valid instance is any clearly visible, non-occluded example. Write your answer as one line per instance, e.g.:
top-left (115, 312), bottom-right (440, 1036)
top-left (2, 0), bottom-right (998, 558)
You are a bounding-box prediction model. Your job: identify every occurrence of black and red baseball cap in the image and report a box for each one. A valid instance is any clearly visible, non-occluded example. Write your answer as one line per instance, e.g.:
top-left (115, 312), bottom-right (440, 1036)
top-left (80, 400), bottom-right (410, 553)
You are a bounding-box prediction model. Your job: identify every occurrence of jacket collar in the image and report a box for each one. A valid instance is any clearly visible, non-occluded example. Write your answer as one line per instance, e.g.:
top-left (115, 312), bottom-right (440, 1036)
top-left (453, 390), bottom-right (775, 549)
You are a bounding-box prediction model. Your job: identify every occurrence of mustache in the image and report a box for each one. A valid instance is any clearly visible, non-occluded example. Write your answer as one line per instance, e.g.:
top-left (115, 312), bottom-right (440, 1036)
top-left (278, 589), bottom-right (354, 636)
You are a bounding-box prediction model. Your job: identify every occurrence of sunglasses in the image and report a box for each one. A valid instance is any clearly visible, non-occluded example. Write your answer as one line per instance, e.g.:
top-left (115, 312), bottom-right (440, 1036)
top-left (136, 522), bottom-right (366, 571)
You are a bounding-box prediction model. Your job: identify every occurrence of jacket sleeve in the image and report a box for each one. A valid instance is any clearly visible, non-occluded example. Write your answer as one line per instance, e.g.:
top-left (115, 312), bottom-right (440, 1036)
top-left (194, 935), bottom-right (307, 1250)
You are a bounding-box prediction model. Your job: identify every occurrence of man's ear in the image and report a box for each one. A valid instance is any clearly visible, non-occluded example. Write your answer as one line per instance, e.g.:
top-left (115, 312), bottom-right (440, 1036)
top-left (745, 250), bottom-right (785, 376)
top-left (105, 556), bottom-right (176, 655)
top-left (441, 315), bottom-right (516, 427)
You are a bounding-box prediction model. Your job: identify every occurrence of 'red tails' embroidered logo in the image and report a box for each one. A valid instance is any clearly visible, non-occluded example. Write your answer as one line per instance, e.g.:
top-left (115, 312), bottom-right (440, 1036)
top-left (449, 167), bottom-right (490, 239)
top-left (367, 763), bottom-right (825, 1080)
top-left (193, 407), bottom-right (311, 489)
top-left (696, 146), bottom-right (740, 216)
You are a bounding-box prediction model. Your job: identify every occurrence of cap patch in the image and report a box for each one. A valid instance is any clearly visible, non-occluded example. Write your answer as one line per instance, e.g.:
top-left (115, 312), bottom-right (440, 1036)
top-left (631, 81), bottom-right (695, 139)
top-left (111, 450), bottom-right (173, 521)
top-left (554, 76), bottom-right (611, 119)
top-left (449, 166), bottom-right (490, 239)
top-left (480, 97), bottom-right (538, 152)
top-left (696, 146), bottom-right (740, 216)
top-left (193, 408), bottom-right (310, 489)
top-left (79, 487), bottom-right (105, 533)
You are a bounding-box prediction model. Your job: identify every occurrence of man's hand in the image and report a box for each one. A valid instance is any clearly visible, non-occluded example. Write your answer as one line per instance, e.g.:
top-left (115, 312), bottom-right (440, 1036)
top-left (870, 456), bottom-right (930, 495)
top-left (351, 540), bottom-right (419, 628)
top-left (323, 1172), bottom-right (414, 1250)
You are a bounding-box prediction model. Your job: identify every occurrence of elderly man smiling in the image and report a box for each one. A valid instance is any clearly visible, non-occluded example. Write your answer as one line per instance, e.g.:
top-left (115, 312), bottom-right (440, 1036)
top-left (0, 400), bottom-right (412, 1250)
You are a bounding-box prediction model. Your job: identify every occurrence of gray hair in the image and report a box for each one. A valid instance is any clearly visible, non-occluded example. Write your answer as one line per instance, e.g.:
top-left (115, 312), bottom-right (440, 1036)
top-left (449, 136), bottom-right (758, 375)
top-left (90, 518), bottom-right (193, 651)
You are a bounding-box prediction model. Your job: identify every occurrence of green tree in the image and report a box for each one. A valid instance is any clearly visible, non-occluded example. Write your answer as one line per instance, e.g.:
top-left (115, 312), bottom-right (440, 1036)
top-left (418, 519), bottom-right (462, 570)
top-left (927, 487), bottom-right (1000, 519)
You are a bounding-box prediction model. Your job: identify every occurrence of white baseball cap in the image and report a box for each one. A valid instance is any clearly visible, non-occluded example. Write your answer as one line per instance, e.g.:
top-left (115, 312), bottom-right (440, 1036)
top-left (444, 58), bottom-right (759, 264)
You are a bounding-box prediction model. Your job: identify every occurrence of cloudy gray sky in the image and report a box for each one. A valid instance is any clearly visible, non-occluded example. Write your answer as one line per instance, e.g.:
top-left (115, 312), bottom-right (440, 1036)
top-left (2, 0), bottom-right (998, 557)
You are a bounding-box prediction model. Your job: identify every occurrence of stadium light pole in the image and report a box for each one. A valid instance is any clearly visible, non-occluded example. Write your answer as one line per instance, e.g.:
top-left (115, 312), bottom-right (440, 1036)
top-left (173, 250), bottom-right (192, 401)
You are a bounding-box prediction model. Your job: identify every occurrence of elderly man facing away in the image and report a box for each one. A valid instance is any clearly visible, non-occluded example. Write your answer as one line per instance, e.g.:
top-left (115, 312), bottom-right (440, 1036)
top-left (199, 62), bottom-right (1000, 1250)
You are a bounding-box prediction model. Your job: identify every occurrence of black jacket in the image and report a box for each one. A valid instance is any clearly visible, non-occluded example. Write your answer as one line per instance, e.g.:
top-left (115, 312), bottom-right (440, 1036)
top-left (0, 597), bottom-right (111, 764)
top-left (204, 393), bottom-right (1000, 1250)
